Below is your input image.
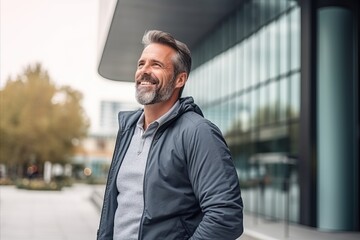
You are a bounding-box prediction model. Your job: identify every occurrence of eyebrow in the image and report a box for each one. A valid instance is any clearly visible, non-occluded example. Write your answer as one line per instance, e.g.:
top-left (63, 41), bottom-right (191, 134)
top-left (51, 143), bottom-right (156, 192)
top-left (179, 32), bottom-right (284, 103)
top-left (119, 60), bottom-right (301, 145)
top-left (138, 58), bottom-right (165, 66)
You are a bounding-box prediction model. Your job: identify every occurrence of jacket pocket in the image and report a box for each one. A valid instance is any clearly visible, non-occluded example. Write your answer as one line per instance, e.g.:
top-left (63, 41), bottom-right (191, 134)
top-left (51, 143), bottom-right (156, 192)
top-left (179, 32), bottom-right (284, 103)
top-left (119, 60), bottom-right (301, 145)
top-left (179, 217), bottom-right (192, 238)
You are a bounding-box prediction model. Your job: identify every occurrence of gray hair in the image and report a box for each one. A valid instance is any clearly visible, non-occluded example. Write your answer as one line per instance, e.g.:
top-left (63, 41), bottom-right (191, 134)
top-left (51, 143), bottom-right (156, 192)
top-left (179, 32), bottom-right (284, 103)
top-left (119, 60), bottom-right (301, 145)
top-left (142, 30), bottom-right (192, 78)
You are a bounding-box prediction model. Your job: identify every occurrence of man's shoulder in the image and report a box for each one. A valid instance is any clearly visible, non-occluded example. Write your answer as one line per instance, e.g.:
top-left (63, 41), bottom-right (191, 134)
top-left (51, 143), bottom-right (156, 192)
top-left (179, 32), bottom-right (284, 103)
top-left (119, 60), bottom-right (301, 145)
top-left (178, 110), bottom-right (205, 124)
top-left (177, 111), bottom-right (218, 132)
top-left (118, 109), bottom-right (142, 118)
top-left (117, 109), bottom-right (143, 128)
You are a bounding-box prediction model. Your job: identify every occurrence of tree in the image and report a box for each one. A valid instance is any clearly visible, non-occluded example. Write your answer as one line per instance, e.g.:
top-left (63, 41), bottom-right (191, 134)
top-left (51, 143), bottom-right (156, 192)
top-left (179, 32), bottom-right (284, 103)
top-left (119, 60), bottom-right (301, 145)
top-left (0, 63), bottom-right (89, 178)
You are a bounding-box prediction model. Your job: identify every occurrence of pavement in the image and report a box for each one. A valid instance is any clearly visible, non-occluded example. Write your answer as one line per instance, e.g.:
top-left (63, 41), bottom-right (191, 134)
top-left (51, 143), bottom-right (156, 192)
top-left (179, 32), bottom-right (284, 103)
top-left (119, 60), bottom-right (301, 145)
top-left (1, 184), bottom-right (359, 240)
top-left (243, 214), bottom-right (360, 240)
top-left (0, 184), bottom-right (100, 240)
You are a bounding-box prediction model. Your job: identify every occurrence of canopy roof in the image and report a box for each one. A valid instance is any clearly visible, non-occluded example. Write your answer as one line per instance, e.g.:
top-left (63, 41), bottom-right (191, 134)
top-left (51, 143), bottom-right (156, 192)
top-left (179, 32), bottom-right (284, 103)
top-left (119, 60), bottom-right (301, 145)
top-left (98, 0), bottom-right (242, 81)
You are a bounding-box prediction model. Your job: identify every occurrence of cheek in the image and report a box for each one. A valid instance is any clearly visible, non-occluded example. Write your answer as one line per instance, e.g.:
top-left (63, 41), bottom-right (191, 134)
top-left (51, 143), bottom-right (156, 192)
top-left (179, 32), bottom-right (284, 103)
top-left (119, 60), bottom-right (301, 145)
top-left (135, 70), bottom-right (141, 80)
top-left (161, 71), bottom-right (174, 82)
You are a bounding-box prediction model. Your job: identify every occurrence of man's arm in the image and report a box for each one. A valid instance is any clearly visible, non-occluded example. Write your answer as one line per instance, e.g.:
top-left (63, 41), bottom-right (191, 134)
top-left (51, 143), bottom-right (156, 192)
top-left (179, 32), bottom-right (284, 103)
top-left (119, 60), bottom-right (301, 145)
top-left (186, 121), bottom-right (244, 240)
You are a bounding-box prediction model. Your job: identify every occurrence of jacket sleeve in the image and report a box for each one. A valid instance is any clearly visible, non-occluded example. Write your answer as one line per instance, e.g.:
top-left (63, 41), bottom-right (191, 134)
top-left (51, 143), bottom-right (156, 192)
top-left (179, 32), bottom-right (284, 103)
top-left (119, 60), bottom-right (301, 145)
top-left (186, 121), bottom-right (243, 240)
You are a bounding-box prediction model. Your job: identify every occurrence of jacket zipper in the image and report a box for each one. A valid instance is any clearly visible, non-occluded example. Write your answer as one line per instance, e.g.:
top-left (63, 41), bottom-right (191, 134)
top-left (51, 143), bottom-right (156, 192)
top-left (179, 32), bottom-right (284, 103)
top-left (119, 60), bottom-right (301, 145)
top-left (137, 113), bottom-right (178, 239)
top-left (137, 132), bottom-right (158, 240)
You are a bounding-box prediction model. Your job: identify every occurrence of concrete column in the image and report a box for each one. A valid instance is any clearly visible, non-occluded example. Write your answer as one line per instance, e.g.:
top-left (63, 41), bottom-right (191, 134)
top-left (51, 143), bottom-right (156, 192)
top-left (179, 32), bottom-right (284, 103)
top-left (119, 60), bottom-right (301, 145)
top-left (317, 7), bottom-right (356, 231)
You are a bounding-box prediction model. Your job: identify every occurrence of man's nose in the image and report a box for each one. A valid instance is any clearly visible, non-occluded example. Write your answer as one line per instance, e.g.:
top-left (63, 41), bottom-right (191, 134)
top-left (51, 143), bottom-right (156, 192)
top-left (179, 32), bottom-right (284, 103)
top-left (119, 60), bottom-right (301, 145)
top-left (139, 63), bottom-right (151, 75)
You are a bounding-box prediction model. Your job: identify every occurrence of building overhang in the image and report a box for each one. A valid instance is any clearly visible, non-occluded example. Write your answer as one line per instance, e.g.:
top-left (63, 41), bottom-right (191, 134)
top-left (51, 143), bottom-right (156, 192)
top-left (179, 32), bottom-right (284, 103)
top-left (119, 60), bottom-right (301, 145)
top-left (98, 0), bottom-right (242, 82)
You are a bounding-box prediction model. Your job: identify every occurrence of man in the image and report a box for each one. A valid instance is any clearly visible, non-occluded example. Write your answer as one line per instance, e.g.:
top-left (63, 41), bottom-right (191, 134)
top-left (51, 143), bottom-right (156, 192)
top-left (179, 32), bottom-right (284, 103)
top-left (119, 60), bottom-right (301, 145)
top-left (97, 30), bottom-right (243, 240)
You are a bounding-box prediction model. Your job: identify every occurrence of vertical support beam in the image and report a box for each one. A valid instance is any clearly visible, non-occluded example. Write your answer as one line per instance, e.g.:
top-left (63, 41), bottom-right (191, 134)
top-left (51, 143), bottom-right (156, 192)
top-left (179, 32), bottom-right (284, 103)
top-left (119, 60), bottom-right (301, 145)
top-left (299, 0), bottom-right (317, 227)
top-left (317, 6), bottom-right (356, 231)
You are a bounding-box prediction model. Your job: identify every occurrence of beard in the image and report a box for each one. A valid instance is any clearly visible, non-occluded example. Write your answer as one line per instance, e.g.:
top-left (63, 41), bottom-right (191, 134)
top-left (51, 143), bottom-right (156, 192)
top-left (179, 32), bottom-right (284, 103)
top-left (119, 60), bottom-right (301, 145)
top-left (135, 74), bottom-right (176, 105)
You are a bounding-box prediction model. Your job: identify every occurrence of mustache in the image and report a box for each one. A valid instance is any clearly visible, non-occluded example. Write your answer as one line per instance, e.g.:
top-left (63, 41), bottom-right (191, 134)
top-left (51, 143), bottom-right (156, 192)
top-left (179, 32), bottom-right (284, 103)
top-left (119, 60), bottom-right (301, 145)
top-left (137, 74), bottom-right (158, 84)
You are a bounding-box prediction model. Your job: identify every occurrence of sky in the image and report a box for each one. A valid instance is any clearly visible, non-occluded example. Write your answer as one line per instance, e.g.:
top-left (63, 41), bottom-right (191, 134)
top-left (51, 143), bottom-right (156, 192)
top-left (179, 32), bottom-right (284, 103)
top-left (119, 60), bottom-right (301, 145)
top-left (0, 0), bottom-right (137, 133)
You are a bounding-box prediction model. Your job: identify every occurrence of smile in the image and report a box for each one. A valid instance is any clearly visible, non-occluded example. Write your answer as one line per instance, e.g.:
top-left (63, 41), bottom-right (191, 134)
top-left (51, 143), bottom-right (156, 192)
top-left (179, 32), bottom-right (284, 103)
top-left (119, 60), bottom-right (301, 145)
top-left (139, 81), bottom-right (156, 85)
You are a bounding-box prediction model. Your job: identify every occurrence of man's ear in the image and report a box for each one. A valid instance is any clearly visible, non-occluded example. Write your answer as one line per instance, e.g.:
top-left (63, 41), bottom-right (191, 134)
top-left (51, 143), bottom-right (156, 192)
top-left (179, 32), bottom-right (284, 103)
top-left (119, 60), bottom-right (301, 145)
top-left (176, 72), bottom-right (187, 88)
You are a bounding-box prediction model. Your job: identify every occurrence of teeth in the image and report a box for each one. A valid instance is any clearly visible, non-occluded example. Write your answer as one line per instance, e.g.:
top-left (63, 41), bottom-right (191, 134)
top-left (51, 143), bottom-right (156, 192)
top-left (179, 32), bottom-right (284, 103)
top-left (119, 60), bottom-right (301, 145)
top-left (140, 81), bottom-right (154, 85)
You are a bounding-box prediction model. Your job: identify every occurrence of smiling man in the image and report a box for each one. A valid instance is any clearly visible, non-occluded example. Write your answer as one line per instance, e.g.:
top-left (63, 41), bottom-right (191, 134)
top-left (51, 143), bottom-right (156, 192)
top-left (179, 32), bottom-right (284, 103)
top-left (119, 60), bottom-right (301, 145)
top-left (97, 30), bottom-right (244, 240)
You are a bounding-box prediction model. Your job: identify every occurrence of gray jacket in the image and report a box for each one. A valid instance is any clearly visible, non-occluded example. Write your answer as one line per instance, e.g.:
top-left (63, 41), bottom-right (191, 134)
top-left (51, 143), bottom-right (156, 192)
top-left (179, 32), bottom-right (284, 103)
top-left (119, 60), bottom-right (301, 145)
top-left (97, 97), bottom-right (243, 240)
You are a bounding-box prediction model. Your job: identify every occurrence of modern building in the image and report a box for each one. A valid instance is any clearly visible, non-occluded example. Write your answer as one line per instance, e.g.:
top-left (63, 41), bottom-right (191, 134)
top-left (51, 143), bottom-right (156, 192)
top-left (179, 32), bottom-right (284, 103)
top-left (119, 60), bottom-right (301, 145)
top-left (73, 100), bottom-right (139, 180)
top-left (99, 100), bottom-right (139, 135)
top-left (98, 0), bottom-right (359, 232)
top-left (72, 132), bottom-right (115, 180)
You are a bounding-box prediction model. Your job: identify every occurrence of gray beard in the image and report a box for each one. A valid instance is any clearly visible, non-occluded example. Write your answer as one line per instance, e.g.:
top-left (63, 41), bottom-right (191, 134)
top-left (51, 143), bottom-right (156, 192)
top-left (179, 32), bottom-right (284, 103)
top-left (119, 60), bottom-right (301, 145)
top-left (135, 76), bottom-right (176, 105)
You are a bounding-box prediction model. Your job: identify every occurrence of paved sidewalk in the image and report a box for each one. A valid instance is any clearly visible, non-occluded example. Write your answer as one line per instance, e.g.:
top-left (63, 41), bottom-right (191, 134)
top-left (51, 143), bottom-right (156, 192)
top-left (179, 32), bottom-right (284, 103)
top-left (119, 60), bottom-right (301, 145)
top-left (91, 185), bottom-right (360, 240)
top-left (0, 184), bottom-right (100, 240)
top-left (243, 214), bottom-right (360, 240)
top-left (1, 184), bottom-right (359, 240)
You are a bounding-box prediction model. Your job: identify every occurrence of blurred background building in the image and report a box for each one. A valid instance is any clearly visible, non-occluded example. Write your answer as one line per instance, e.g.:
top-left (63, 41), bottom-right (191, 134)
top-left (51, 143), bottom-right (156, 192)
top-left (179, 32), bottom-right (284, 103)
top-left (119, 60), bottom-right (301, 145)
top-left (72, 99), bottom-right (139, 181)
top-left (97, 0), bottom-right (359, 233)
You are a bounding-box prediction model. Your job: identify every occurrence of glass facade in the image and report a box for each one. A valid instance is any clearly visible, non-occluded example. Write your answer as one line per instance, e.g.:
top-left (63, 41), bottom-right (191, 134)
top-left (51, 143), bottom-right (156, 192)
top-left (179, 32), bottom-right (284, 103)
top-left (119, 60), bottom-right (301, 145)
top-left (185, 0), bottom-right (301, 222)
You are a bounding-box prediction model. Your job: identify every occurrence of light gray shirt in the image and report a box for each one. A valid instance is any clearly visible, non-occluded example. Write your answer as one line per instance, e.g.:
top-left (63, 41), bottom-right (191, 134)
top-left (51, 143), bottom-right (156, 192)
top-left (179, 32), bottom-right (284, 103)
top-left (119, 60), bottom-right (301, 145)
top-left (113, 101), bottom-right (180, 240)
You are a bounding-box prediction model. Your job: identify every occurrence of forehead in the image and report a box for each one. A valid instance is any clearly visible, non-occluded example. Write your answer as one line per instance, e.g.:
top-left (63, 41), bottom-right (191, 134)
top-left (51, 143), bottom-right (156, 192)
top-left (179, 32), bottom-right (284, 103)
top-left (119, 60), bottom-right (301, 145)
top-left (139, 43), bottom-right (176, 62)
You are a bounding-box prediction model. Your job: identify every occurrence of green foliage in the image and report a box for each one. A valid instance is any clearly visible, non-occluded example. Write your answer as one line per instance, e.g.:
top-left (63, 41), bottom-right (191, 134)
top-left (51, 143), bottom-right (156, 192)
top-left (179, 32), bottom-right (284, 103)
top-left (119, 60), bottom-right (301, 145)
top-left (0, 63), bottom-right (89, 177)
top-left (85, 176), bottom-right (107, 185)
top-left (0, 177), bottom-right (14, 185)
top-left (16, 179), bottom-right (62, 191)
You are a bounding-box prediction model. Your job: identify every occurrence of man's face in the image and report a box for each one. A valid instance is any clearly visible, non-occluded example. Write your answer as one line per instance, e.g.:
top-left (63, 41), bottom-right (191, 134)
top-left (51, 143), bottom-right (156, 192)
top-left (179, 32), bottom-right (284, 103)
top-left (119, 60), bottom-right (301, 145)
top-left (135, 43), bottom-right (178, 105)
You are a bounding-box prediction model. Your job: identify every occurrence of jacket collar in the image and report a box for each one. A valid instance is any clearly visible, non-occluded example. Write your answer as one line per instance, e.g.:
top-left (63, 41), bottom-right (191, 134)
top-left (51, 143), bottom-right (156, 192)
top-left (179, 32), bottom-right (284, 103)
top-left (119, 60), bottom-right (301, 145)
top-left (118, 96), bottom-right (203, 131)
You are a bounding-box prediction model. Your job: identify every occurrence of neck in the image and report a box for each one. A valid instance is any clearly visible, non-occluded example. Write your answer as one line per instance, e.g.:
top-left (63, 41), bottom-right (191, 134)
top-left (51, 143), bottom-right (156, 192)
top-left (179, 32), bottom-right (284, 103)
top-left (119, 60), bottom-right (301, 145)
top-left (143, 98), bottom-right (178, 130)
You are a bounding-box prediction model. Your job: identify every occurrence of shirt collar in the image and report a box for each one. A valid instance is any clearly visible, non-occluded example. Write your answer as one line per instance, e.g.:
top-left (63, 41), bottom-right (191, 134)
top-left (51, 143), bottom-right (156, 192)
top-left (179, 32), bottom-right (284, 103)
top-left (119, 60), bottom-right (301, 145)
top-left (136, 100), bottom-right (180, 130)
